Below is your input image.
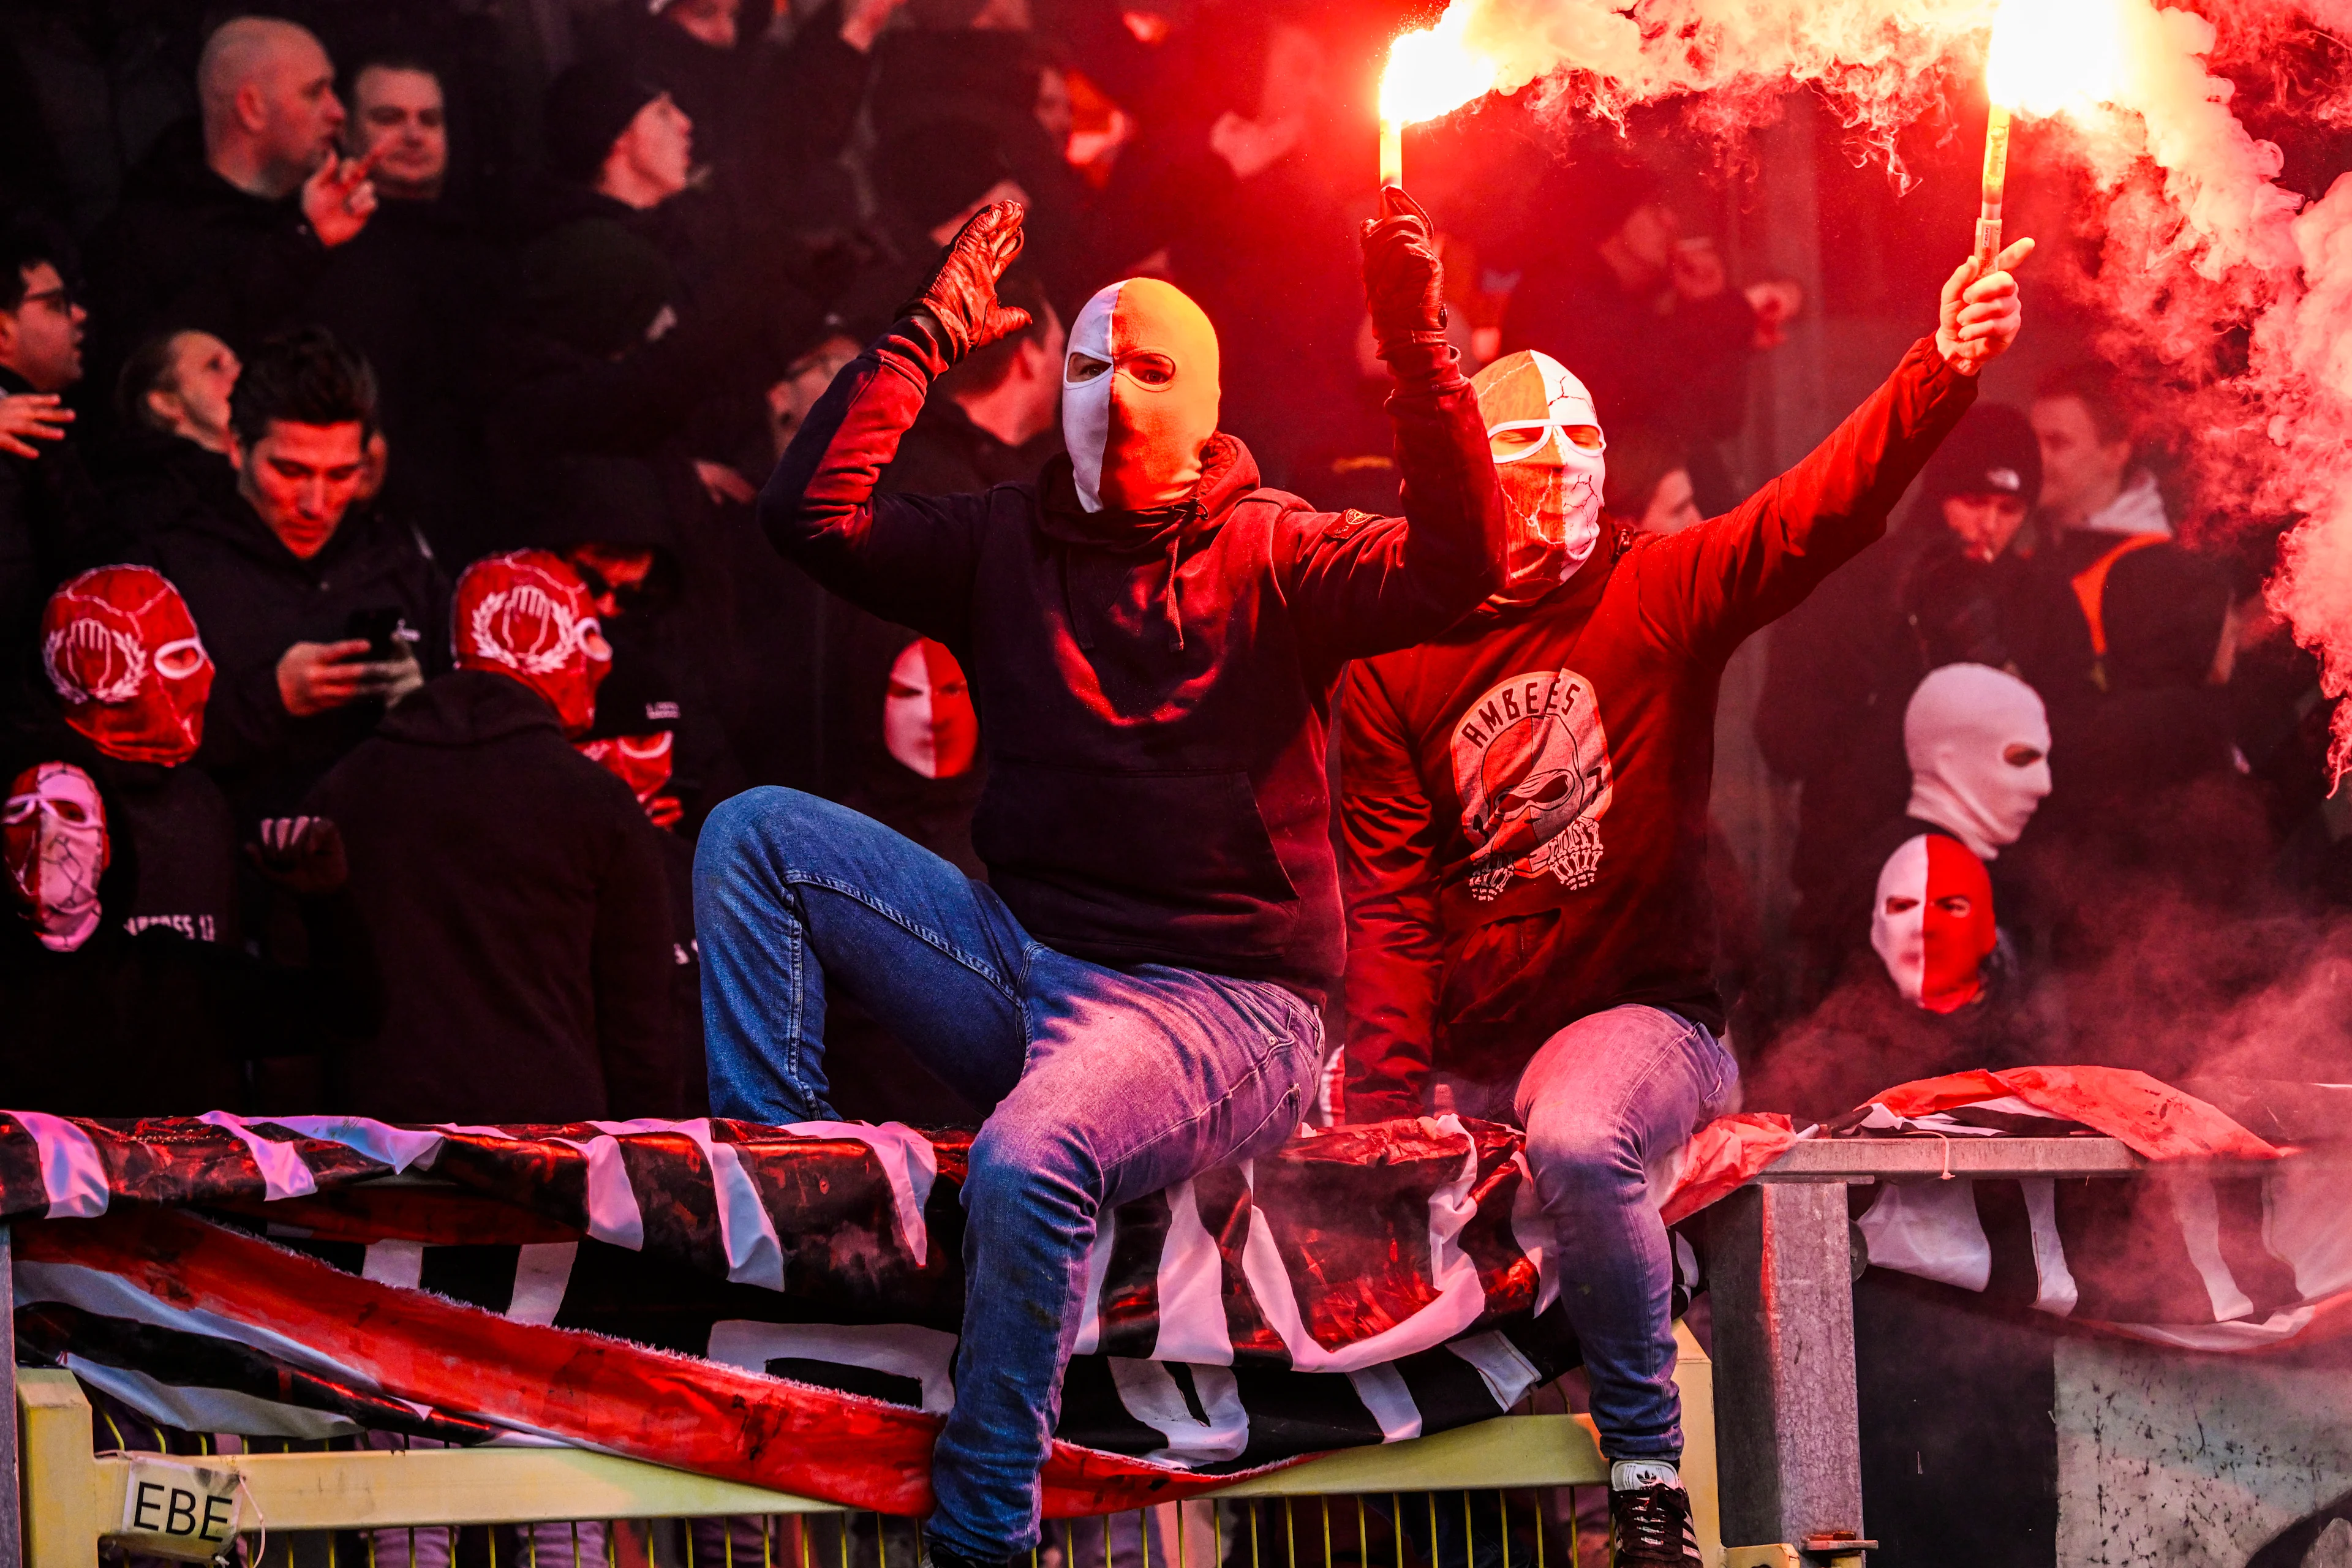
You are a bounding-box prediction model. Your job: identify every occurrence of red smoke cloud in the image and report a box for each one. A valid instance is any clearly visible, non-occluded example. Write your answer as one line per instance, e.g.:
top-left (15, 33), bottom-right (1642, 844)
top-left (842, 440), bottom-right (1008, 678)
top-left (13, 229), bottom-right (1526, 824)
top-left (1406, 0), bottom-right (2352, 772)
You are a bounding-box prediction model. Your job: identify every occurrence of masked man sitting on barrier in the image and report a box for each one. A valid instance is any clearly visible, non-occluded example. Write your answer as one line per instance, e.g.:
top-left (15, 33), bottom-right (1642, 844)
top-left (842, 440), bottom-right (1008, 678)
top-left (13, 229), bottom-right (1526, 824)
top-left (1335, 238), bottom-right (2032, 1566)
top-left (696, 192), bottom-right (1506, 1568)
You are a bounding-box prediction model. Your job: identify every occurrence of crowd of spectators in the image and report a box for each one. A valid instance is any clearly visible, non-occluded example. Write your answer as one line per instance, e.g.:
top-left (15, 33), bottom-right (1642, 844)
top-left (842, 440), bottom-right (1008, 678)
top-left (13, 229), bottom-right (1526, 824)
top-left (0, 0), bottom-right (2337, 1129)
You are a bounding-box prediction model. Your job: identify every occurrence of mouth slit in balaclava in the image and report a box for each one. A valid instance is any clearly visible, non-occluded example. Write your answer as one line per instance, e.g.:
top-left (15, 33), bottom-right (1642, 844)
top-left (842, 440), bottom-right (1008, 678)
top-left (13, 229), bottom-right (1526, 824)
top-left (454, 550), bottom-right (614, 737)
top-left (1063, 278), bottom-right (1221, 514)
top-left (1871, 831), bottom-right (1999, 1012)
top-left (1470, 350), bottom-right (1607, 603)
top-left (1903, 662), bottom-right (2052, 859)
top-left (42, 566), bottom-right (215, 767)
top-left (4, 761), bottom-right (110, 953)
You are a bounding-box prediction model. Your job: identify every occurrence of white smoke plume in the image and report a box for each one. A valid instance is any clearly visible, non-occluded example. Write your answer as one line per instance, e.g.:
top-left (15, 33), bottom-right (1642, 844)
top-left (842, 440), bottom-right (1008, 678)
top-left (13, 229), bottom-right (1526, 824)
top-left (1405, 0), bottom-right (2352, 772)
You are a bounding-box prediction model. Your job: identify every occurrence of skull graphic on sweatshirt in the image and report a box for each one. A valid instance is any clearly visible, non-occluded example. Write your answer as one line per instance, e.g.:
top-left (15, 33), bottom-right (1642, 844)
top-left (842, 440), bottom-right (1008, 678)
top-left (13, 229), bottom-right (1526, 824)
top-left (1451, 668), bottom-right (1614, 902)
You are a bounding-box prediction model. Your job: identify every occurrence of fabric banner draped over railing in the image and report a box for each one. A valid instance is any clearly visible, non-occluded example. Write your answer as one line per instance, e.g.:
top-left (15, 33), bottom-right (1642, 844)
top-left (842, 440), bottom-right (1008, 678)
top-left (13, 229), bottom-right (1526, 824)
top-left (0, 1066), bottom-right (2327, 1517)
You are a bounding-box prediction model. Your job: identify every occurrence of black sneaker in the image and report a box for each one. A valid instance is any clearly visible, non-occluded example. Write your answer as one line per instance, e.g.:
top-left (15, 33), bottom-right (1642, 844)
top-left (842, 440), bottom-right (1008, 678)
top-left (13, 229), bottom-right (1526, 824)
top-left (920, 1546), bottom-right (1009, 1568)
top-left (1607, 1482), bottom-right (1702, 1566)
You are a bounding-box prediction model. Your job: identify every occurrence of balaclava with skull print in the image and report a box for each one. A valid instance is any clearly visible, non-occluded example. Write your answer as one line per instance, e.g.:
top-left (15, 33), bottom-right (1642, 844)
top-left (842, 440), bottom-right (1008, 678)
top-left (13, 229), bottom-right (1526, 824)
top-left (1469, 350), bottom-right (1607, 608)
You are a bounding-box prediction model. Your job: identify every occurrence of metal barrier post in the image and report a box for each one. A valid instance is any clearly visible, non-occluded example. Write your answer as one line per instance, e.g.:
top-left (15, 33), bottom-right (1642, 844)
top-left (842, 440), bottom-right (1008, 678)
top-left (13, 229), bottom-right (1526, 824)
top-left (1706, 1184), bottom-right (1863, 1565)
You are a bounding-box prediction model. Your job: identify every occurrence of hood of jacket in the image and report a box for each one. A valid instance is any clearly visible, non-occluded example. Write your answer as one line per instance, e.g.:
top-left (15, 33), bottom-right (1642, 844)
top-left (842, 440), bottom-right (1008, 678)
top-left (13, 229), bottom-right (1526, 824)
top-left (1035, 431), bottom-right (1264, 654)
top-left (379, 669), bottom-right (564, 750)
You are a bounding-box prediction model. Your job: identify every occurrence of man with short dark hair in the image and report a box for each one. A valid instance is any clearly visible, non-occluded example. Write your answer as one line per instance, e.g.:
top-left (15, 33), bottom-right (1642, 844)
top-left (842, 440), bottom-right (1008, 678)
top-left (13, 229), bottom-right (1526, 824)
top-left (83, 17), bottom-right (380, 389)
top-left (345, 59), bottom-right (448, 205)
top-left (135, 326), bottom-right (444, 824)
top-left (2021, 360), bottom-right (2176, 720)
top-left (2030, 360), bottom-right (2167, 552)
top-left (1, 214), bottom-right (104, 729)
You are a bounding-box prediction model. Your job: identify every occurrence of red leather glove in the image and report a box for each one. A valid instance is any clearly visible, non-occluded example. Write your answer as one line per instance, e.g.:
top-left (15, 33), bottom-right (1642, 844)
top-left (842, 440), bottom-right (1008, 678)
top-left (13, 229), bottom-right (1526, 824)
top-left (1360, 186), bottom-right (1447, 354)
top-left (910, 201), bottom-right (1033, 360)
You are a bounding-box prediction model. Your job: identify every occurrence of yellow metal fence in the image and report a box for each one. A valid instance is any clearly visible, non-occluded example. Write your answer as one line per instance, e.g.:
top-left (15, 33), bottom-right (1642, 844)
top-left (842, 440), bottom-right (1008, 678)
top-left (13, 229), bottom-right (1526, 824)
top-left (17, 1327), bottom-right (1722, 1568)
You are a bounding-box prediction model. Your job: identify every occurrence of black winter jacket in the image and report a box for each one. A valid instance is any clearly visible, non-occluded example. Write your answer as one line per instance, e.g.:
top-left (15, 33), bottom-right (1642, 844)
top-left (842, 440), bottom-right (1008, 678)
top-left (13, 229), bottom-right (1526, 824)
top-left (305, 671), bottom-right (682, 1123)
top-left (135, 496), bottom-right (449, 826)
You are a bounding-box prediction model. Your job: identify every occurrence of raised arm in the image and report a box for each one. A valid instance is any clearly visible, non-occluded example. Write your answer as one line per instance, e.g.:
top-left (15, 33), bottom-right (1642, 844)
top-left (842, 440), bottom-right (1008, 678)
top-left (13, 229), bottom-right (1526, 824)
top-left (756, 203), bottom-right (1035, 642)
top-left (1642, 240), bottom-right (2033, 662)
top-left (1280, 189), bottom-right (1507, 663)
top-left (1338, 664), bottom-right (1447, 1124)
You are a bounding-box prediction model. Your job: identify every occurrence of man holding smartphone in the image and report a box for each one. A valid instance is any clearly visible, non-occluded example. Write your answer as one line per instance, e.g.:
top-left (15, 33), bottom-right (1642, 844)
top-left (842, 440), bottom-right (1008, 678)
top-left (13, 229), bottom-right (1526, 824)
top-left (138, 326), bottom-right (445, 825)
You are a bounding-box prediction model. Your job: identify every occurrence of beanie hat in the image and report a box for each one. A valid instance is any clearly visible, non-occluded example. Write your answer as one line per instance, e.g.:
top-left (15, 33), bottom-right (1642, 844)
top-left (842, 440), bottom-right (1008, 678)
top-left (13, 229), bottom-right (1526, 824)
top-left (1920, 404), bottom-right (2043, 510)
top-left (545, 59), bottom-right (663, 183)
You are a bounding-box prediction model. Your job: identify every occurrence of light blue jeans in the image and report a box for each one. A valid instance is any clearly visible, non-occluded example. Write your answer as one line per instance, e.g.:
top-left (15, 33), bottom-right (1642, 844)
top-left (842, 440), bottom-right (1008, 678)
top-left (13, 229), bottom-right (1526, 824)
top-left (696, 789), bottom-right (1325, 1560)
top-left (1436, 1003), bottom-right (1738, 1463)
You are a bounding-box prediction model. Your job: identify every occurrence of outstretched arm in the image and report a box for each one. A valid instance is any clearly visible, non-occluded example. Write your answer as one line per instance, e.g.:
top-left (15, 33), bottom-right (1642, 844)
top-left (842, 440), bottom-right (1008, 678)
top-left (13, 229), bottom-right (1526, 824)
top-left (756, 203), bottom-right (1035, 644)
top-left (1281, 188), bottom-right (1507, 663)
top-left (1338, 665), bottom-right (1447, 1123)
top-left (1641, 239), bottom-right (2033, 661)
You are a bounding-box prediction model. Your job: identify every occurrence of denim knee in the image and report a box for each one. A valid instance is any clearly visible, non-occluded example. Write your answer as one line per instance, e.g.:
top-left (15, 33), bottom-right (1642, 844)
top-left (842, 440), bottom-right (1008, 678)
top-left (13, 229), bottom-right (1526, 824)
top-left (964, 1107), bottom-right (1101, 1221)
top-left (1521, 1105), bottom-right (1640, 1194)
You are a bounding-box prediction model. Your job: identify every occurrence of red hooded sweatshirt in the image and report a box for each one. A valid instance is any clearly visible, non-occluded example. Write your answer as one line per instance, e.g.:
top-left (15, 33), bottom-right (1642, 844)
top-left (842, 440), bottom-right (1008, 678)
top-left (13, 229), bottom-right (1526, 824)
top-left (759, 314), bottom-right (1506, 1004)
top-left (1340, 338), bottom-right (1975, 1117)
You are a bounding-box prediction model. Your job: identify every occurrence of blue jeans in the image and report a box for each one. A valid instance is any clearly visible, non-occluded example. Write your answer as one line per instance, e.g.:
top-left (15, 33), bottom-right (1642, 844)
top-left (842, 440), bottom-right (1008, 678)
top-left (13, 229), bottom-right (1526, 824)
top-left (1436, 1004), bottom-right (1738, 1464)
top-left (696, 790), bottom-right (1325, 1559)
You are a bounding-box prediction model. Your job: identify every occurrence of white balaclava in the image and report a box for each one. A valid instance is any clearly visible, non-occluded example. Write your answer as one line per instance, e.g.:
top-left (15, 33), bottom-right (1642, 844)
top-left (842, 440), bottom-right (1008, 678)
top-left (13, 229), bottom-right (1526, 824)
top-left (1061, 278), bottom-right (1221, 514)
top-left (1903, 663), bottom-right (2052, 859)
top-left (4, 761), bottom-right (110, 952)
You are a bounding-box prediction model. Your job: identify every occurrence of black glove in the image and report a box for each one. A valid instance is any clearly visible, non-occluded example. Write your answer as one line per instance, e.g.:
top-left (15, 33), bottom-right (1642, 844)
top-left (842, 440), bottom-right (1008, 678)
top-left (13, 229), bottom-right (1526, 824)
top-left (907, 202), bottom-right (1032, 360)
top-left (247, 816), bottom-right (349, 897)
top-left (1360, 186), bottom-right (1447, 353)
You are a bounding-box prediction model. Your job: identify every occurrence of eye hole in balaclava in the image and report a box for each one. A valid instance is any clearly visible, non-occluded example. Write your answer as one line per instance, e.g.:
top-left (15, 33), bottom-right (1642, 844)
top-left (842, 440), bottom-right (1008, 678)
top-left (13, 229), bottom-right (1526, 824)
top-left (4, 761), bottom-right (110, 953)
top-left (41, 566), bottom-right (215, 767)
top-left (454, 549), bottom-right (615, 737)
top-left (883, 637), bottom-right (978, 780)
top-left (1902, 662), bottom-right (2053, 861)
top-left (1062, 279), bottom-right (1221, 513)
top-left (1871, 831), bottom-right (1999, 1012)
top-left (1470, 350), bottom-right (1607, 606)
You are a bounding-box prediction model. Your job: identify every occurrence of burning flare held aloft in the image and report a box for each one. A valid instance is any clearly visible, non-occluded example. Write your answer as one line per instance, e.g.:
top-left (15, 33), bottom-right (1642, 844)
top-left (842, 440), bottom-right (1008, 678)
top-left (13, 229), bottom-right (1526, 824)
top-left (1975, 0), bottom-right (2133, 263)
top-left (1378, 10), bottom-right (1502, 186)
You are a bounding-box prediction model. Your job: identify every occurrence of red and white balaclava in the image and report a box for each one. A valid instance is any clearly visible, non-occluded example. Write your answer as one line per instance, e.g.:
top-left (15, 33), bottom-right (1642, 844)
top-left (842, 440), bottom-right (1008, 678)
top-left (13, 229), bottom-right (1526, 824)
top-left (453, 550), bottom-right (613, 736)
top-left (5, 761), bottom-right (109, 953)
top-left (1470, 350), bottom-right (1607, 605)
top-left (884, 638), bottom-right (978, 779)
top-left (578, 731), bottom-right (674, 807)
top-left (1062, 278), bottom-right (1221, 513)
top-left (1871, 832), bottom-right (1998, 1011)
top-left (41, 566), bottom-right (214, 766)
top-left (1903, 663), bottom-right (2052, 859)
